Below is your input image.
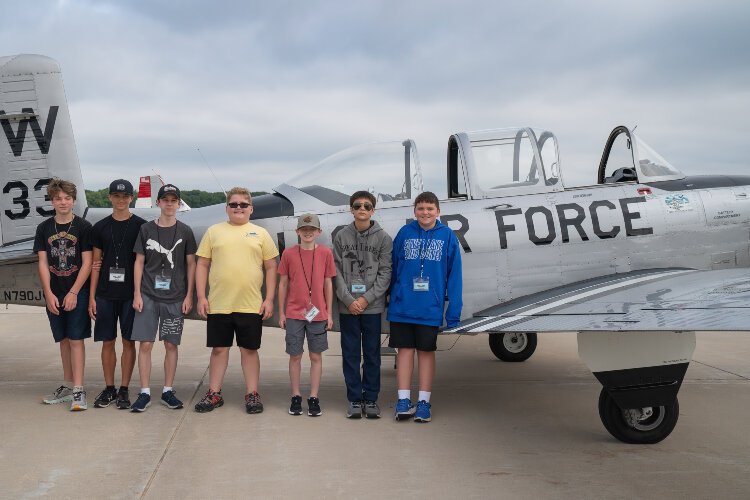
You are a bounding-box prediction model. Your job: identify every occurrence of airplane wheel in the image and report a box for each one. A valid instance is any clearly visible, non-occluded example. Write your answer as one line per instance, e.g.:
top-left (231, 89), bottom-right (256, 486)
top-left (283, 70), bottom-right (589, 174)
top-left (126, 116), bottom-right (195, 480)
top-left (598, 388), bottom-right (679, 444)
top-left (489, 332), bottom-right (537, 362)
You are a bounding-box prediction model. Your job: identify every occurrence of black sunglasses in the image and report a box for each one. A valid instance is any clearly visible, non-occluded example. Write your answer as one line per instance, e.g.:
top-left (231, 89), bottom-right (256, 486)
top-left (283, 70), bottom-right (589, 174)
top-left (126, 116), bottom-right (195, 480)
top-left (352, 202), bottom-right (373, 211)
top-left (227, 202), bottom-right (251, 209)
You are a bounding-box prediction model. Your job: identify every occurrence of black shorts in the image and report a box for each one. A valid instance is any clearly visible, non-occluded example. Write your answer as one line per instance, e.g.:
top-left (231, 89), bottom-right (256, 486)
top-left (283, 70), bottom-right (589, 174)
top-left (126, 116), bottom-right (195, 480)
top-left (388, 321), bottom-right (439, 352)
top-left (207, 313), bottom-right (262, 350)
top-left (94, 298), bottom-right (135, 342)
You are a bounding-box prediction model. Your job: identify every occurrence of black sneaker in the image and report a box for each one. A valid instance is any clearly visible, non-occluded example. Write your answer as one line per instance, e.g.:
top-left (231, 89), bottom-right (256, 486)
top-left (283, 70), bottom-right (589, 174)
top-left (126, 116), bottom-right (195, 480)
top-left (93, 387), bottom-right (118, 408)
top-left (195, 390), bottom-right (224, 413)
top-left (289, 395), bottom-right (303, 415)
top-left (115, 388), bottom-right (131, 410)
top-left (160, 390), bottom-right (183, 409)
top-left (307, 396), bottom-right (322, 417)
top-left (245, 391), bottom-right (264, 414)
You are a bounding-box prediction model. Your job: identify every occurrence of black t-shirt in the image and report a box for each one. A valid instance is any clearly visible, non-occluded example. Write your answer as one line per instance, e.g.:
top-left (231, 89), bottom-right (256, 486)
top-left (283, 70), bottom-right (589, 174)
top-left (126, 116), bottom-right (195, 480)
top-left (33, 215), bottom-right (93, 299)
top-left (90, 214), bottom-right (147, 300)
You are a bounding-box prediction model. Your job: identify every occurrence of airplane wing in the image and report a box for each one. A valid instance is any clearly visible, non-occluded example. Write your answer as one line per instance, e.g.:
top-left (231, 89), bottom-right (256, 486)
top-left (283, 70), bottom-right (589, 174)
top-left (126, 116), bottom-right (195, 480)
top-left (447, 268), bottom-right (750, 333)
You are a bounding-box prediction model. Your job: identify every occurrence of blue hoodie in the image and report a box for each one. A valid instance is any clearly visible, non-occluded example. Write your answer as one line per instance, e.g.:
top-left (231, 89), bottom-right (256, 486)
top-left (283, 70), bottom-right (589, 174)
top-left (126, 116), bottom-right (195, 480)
top-left (387, 219), bottom-right (462, 327)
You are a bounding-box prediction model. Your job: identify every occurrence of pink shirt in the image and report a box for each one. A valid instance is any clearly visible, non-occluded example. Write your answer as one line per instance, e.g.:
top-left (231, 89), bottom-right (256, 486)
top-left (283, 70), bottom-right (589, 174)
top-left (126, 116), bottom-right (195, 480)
top-left (279, 244), bottom-right (336, 321)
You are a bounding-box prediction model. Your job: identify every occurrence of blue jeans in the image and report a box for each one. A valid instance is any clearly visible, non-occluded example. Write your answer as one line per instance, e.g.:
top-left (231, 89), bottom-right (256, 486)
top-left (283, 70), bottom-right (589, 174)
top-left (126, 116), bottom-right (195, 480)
top-left (339, 313), bottom-right (382, 402)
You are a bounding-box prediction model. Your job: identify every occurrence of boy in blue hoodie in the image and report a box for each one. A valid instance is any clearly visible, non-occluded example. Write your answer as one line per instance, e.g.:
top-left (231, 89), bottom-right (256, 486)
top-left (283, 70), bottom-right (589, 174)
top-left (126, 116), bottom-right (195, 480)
top-left (387, 191), bottom-right (462, 422)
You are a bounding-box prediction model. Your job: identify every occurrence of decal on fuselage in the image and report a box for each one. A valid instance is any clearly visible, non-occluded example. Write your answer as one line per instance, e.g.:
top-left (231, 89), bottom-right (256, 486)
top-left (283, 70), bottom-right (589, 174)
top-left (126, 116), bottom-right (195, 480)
top-left (3, 289), bottom-right (43, 302)
top-left (493, 196), bottom-right (653, 249)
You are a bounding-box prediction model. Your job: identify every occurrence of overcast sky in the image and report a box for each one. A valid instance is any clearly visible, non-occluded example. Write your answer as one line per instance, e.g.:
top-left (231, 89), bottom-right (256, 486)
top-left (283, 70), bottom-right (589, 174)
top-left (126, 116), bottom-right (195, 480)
top-left (2, 0), bottom-right (749, 195)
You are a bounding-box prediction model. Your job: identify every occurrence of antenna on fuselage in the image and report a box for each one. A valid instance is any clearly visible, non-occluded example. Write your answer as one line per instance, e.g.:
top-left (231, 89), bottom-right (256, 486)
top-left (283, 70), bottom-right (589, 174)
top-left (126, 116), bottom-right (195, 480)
top-left (196, 146), bottom-right (227, 196)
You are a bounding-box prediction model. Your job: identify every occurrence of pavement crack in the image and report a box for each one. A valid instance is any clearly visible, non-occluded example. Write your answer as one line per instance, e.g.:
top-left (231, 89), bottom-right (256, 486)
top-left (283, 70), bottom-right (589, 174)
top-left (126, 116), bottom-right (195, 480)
top-left (139, 365), bottom-right (209, 499)
top-left (692, 359), bottom-right (750, 380)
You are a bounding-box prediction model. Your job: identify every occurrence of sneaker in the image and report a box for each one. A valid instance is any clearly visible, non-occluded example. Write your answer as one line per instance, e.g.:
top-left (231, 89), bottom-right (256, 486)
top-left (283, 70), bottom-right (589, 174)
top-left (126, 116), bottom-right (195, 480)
top-left (115, 388), bottom-right (131, 410)
top-left (346, 400), bottom-right (363, 419)
top-left (289, 395), bottom-right (303, 415)
top-left (130, 392), bottom-right (151, 412)
top-left (307, 396), bottom-right (322, 417)
top-left (43, 385), bottom-right (74, 404)
top-left (160, 390), bottom-right (183, 409)
top-left (70, 390), bottom-right (87, 411)
top-left (395, 398), bottom-right (415, 420)
top-left (414, 400), bottom-right (432, 423)
top-left (364, 400), bottom-right (381, 419)
top-left (245, 391), bottom-right (264, 414)
top-left (194, 390), bottom-right (224, 413)
top-left (93, 387), bottom-right (118, 408)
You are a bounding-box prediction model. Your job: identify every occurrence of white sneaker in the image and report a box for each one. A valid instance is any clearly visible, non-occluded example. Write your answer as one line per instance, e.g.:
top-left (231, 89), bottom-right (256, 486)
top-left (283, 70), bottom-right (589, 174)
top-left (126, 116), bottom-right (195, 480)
top-left (43, 385), bottom-right (73, 404)
top-left (70, 390), bottom-right (87, 411)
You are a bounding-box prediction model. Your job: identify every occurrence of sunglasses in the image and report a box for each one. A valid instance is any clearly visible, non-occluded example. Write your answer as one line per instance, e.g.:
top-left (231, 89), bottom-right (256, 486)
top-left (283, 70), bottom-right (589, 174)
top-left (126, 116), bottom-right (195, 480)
top-left (227, 202), bottom-right (251, 209)
top-left (352, 202), bottom-right (373, 211)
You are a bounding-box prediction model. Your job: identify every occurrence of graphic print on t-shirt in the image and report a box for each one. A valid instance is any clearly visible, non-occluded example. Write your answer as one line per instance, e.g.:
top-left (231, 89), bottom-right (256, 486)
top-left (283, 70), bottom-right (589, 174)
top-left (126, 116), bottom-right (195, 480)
top-left (145, 238), bottom-right (183, 269)
top-left (48, 231), bottom-right (79, 276)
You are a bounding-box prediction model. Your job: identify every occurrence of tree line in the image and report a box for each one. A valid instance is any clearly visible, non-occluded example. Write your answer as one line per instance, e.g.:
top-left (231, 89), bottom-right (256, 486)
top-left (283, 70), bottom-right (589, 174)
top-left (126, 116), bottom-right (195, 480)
top-left (85, 188), bottom-right (268, 208)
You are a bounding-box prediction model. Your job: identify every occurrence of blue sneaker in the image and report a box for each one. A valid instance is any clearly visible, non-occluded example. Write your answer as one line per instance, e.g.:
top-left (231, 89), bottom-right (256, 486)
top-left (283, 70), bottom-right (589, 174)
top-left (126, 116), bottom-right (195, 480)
top-left (160, 390), bottom-right (183, 409)
top-left (395, 398), bottom-right (415, 420)
top-left (130, 392), bottom-right (151, 412)
top-left (414, 400), bottom-right (432, 423)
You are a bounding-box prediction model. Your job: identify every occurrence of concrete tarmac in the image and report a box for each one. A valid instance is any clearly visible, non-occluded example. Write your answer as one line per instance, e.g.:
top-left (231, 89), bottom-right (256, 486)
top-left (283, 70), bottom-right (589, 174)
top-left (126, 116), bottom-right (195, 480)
top-left (1, 304), bottom-right (749, 499)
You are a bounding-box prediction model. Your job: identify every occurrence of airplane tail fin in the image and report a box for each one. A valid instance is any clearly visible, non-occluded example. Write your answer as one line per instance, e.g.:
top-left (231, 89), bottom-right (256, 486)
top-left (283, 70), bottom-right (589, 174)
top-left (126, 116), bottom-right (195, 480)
top-left (0, 54), bottom-right (86, 247)
top-left (135, 174), bottom-right (191, 211)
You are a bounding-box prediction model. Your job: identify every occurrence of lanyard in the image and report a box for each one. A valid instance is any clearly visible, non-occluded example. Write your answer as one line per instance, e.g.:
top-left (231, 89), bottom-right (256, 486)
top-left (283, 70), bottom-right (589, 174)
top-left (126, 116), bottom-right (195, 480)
top-left (298, 245), bottom-right (316, 304)
top-left (110, 215), bottom-right (133, 269)
top-left (155, 219), bottom-right (178, 274)
top-left (355, 226), bottom-right (371, 278)
top-left (418, 228), bottom-right (434, 278)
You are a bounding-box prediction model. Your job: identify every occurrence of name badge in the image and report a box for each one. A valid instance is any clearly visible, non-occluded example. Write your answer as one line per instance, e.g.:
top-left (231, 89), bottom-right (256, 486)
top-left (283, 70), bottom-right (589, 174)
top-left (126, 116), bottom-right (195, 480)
top-left (304, 304), bottom-right (320, 323)
top-left (351, 279), bottom-right (366, 294)
top-left (155, 275), bottom-right (172, 290)
top-left (109, 267), bottom-right (126, 283)
top-left (413, 276), bottom-right (430, 292)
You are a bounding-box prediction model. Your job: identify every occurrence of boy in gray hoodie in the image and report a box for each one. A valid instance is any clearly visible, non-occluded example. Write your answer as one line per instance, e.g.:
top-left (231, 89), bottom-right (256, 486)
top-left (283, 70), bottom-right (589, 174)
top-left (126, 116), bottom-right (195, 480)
top-left (333, 191), bottom-right (392, 418)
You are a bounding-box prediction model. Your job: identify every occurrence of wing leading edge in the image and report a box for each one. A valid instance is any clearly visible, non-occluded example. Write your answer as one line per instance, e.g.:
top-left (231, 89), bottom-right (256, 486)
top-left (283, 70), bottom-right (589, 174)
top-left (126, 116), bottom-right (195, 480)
top-left (448, 268), bottom-right (750, 333)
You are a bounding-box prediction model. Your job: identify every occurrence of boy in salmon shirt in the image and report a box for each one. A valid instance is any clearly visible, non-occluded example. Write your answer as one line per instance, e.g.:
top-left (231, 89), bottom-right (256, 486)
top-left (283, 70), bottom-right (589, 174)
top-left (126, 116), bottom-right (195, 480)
top-left (278, 213), bottom-right (336, 417)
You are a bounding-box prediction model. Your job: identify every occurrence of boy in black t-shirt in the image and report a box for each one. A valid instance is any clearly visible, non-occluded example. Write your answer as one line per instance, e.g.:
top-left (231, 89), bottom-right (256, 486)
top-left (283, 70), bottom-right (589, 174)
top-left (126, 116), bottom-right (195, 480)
top-left (33, 178), bottom-right (93, 411)
top-left (88, 179), bottom-right (146, 409)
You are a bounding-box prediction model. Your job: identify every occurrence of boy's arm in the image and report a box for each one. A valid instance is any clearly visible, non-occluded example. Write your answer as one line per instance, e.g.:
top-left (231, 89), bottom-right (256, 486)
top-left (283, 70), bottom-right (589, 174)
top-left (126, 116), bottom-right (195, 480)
top-left (62, 250), bottom-right (91, 312)
top-left (182, 254), bottom-right (196, 314)
top-left (277, 274), bottom-right (288, 328)
top-left (37, 251), bottom-right (59, 315)
top-left (324, 276), bottom-right (334, 330)
top-left (195, 256), bottom-right (211, 318)
top-left (260, 257), bottom-right (278, 320)
top-left (133, 253), bottom-right (145, 312)
top-left (362, 234), bottom-right (393, 308)
top-left (332, 237), bottom-right (355, 308)
top-left (444, 235), bottom-right (463, 328)
top-left (88, 247), bottom-right (102, 320)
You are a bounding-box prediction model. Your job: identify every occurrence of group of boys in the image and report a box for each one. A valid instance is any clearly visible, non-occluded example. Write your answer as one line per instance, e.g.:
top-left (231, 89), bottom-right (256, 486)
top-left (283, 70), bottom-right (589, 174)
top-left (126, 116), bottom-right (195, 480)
top-left (36, 178), bottom-right (462, 423)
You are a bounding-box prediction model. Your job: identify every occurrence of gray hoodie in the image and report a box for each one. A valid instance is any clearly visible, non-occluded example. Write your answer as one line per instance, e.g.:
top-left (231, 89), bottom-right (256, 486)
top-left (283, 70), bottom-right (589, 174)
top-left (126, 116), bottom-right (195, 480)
top-left (333, 220), bottom-right (392, 314)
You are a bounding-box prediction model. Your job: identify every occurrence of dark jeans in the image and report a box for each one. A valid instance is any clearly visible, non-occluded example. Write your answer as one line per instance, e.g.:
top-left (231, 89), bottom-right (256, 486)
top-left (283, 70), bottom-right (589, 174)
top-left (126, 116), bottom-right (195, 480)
top-left (339, 313), bottom-right (382, 402)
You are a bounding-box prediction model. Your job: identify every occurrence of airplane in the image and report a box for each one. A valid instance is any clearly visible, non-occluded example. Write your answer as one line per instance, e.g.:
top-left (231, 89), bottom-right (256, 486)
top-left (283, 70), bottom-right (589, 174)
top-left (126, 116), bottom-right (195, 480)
top-left (2, 54), bottom-right (750, 445)
top-left (135, 174), bottom-right (192, 211)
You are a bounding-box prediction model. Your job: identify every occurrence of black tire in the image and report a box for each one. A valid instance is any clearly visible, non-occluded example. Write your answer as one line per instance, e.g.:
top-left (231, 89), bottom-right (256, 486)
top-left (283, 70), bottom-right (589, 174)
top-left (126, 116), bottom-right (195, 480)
top-left (598, 388), bottom-right (679, 444)
top-left (488, 332), bottom-right (537, 362)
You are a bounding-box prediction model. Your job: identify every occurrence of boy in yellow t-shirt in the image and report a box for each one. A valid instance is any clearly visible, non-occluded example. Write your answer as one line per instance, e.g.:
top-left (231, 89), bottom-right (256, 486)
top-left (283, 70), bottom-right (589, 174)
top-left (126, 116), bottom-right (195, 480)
top-left (194, 187), bottom-right (279, 414)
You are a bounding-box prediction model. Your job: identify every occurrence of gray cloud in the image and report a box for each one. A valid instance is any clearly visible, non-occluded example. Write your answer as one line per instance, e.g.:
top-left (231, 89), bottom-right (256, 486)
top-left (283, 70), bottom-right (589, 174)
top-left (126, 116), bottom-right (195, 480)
top-left (1, 0), bottom-right (749, 196)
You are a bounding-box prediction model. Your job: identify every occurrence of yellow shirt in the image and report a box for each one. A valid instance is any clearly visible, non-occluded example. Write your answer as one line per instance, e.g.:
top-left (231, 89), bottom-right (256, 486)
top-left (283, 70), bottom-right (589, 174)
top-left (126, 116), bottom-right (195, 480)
top-left (196, 221), bottom-right (279, 314)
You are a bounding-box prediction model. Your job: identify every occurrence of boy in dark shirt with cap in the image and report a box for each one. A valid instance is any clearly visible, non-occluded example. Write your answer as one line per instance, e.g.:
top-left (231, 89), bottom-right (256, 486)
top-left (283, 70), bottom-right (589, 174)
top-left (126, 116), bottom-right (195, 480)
top-left (88, 179), bottom-right (146, 409)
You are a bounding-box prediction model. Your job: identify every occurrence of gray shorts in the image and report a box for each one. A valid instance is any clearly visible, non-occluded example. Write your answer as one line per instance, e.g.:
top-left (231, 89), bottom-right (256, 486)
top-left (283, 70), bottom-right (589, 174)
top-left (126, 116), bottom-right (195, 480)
top-left (131, 294), bottom-right (184, 346)
top-left (285, 318), bottom-right (328, 356)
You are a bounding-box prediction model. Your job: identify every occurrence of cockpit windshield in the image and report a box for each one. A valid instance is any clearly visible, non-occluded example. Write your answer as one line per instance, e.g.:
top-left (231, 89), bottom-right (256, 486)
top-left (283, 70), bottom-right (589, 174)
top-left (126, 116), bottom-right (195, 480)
top-left (636, 136), bottom-right (682, 177)
top-left (283, 140), bottom-right (422, 206)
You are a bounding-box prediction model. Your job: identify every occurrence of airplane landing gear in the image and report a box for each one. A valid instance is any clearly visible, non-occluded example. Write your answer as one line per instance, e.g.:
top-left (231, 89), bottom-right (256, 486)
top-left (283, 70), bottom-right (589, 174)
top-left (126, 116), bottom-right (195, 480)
top-left (489, 332), bottom-right (537, 361)
top-left (598, 388), bottom-right (679, 444)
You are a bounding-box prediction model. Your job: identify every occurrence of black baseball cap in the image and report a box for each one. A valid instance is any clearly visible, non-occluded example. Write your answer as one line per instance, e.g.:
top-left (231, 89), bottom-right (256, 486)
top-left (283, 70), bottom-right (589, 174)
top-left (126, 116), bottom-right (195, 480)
top-left (109, 179), bottom-right (134, 195)
top-left (157, 184), bottom-right (181, 200)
